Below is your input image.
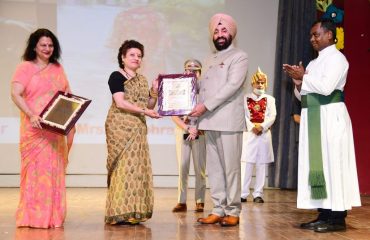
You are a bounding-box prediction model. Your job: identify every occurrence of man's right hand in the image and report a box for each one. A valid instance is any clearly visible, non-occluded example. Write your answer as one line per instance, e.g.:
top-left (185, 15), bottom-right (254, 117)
top-left (189, 103), bottom-right (207, 117)
top-left (282, 61), bottom-right (305, 81)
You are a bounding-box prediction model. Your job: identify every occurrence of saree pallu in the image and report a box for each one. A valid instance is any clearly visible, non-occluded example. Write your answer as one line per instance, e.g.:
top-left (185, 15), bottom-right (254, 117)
top-left (105, 74), bottom-right (154, 224)
top-left (12, 62), bottom-right (70, 228)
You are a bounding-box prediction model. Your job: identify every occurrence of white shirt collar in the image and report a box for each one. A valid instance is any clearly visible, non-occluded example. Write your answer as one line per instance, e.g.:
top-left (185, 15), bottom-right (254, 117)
top-left (318, 44), bottom-right (336, 57)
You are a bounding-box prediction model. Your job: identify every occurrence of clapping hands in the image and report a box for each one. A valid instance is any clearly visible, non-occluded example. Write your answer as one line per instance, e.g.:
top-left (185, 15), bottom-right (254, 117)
top-left (282, 61), bottom-right (305, 86)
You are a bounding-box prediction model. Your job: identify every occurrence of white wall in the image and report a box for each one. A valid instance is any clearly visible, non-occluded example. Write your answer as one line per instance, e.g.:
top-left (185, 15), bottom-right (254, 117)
top-left (0, 0), bottom-right (279, 187)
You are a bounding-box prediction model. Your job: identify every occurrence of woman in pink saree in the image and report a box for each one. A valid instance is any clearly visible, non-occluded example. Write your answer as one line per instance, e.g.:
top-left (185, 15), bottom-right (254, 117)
top-left (10, 28), bottom-right (75, 228)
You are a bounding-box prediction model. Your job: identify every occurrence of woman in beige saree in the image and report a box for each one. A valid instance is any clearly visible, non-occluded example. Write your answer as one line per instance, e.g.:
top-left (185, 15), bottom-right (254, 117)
top-left (105, 40), bottom-right (160, 225)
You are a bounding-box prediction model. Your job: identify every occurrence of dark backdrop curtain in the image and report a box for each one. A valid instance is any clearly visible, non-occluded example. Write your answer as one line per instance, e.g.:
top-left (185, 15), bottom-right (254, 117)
top-left (268, 0), bottom-right (316, 189)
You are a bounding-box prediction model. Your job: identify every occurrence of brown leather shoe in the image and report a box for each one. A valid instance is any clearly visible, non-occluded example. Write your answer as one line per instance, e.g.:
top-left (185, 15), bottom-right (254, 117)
top-left (172, 203), bottom-right (187, 212)
top-left (195, 203), bottom-right (204, 212)
top-left (219, 215), bottom-right (239, 227)
top-left (197, 214), bottom-right (222, 224)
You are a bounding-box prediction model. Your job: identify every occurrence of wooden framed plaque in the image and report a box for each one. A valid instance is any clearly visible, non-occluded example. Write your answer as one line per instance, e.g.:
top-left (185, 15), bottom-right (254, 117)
top-left (39, 91), bottom-right (91, 135)
top-left (157, 73), bottom-right (197, 116)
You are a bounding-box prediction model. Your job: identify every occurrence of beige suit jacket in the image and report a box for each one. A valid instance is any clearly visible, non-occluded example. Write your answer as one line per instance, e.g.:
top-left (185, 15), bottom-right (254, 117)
top-left (198, 45), bottom-right (248, 131)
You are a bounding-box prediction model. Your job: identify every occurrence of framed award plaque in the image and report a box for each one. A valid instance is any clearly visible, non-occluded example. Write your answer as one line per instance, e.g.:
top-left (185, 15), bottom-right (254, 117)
top-left (39, 91), bottom-right (91, 135)
top-left (157, 73), bottom-right (197, 116)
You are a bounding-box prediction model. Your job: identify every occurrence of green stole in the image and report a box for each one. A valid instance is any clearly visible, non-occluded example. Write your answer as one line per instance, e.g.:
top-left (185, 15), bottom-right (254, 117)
top-left (301, 90), bottom-right (344, 199)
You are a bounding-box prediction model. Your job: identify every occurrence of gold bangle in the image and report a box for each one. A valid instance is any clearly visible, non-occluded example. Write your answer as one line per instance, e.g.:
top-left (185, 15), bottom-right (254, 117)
top-left (150, 93), bottom-right (158, 98)
top-left (149, 88), bottom-right (158, 98)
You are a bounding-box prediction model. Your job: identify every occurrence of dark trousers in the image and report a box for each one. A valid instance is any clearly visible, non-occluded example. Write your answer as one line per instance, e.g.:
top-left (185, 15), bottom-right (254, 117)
top-left (317, 208), bottom-right (347, 224)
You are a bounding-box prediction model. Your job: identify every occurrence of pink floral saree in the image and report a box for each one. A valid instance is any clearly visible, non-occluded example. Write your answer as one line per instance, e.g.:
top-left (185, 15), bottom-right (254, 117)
top-left (12, 61), bottom-right (70, 228)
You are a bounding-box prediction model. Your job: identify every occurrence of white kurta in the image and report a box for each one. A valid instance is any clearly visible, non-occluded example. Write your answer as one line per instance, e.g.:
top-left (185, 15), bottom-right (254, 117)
top-left (296, 45), bottom-right (361, 211)
top-left (241, 93), bottom-right (276, 164)
top-left (240, 92), bottom-right (276, 198)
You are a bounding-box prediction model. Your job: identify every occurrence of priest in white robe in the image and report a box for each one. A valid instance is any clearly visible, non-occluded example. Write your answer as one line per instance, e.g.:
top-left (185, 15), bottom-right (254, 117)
top-left (283, 19), bottom-right (361, 233)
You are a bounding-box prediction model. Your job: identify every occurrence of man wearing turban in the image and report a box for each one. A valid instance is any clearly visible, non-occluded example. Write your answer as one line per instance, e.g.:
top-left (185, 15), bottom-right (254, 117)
top-left (190, 13), bottom-right (248, 227)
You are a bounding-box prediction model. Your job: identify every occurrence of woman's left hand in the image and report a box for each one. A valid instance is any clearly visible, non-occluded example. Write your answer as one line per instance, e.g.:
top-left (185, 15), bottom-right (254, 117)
top-left (151, 78), bottom-right (159, 92)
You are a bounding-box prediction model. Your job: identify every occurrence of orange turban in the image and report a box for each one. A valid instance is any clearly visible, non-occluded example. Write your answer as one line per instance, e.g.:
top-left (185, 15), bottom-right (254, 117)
top-left (209, 13), bottom-right (237, 39)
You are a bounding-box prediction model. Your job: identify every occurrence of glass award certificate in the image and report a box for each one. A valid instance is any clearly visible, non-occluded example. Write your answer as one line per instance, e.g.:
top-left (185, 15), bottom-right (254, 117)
top-left (157, 73), bottom-right (197, 116)
top-left (39, 91), bottom-right (91, 135)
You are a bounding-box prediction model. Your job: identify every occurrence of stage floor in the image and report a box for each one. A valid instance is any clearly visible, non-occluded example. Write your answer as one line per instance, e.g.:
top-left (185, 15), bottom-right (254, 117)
top-left (0, 188), bottom-right (369, 240)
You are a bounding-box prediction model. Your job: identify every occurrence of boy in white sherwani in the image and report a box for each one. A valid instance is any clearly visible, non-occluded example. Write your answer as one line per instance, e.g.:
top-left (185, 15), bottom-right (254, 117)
top-left (240, 67), bottom-right (276, 203)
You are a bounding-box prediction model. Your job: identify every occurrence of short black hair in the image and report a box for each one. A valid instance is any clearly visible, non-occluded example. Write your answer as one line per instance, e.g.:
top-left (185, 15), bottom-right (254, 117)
top-left (117, 40), bottom-right (144, 69)
top-left (312, 19), bottom-right (337, 42)
top-left (22, 28), bottom-right (61, 64)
